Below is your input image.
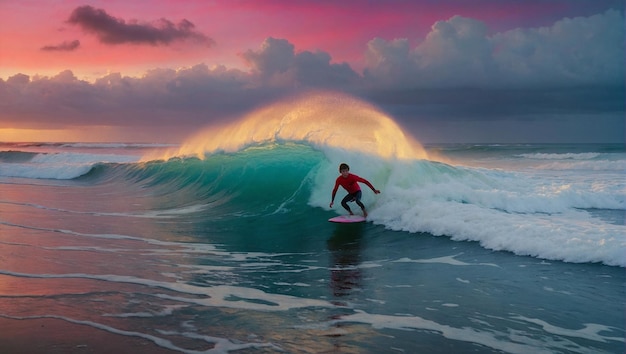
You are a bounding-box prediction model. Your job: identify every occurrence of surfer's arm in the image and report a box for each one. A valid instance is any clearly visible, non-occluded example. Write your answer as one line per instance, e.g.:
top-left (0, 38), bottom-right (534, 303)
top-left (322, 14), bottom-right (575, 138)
top-left (330, 181), bottom-right (339, 207)
top-left (358, 177), bottom-right (381, 194)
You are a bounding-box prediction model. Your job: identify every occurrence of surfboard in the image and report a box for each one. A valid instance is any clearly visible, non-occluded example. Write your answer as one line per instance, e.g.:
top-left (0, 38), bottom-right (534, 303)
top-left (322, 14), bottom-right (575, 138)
top-left (328, 215), bottom-right (366, 223)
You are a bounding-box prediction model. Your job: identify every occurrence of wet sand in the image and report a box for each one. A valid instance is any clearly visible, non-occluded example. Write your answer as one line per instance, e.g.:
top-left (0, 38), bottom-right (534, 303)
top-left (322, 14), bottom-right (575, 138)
top-left (0, 317), bottom-right (177, 354)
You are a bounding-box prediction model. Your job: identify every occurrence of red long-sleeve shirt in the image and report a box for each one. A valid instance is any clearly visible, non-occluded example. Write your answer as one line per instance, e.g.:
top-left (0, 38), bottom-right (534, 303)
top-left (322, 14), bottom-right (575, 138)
top-left (332, 173), bottom-right (375, 198)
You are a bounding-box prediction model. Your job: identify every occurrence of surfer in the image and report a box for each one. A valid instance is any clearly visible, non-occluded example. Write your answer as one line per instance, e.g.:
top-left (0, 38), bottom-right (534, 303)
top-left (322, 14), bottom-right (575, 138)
top-left (330, 163), bottom-right (380, 217)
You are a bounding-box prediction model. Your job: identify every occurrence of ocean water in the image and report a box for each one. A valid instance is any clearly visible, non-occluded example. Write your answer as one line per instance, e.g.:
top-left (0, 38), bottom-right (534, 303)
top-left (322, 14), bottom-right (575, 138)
top-left (0, 101), bottom-right (624, 353)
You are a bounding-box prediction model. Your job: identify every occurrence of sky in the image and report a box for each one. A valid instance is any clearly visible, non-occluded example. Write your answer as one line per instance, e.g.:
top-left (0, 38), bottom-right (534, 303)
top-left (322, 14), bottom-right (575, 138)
top-left (0, 0), bottom-right (624, 144)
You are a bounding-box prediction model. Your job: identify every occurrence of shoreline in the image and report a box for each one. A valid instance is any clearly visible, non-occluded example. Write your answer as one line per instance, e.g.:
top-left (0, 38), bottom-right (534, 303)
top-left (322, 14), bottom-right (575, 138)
top-left (0, 317), bottom-right (177, 354)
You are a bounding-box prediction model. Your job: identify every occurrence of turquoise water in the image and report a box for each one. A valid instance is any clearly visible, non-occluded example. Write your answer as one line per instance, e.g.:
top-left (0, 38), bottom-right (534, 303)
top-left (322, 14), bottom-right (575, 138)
top-left (0, 139), bottom-right (624, 353)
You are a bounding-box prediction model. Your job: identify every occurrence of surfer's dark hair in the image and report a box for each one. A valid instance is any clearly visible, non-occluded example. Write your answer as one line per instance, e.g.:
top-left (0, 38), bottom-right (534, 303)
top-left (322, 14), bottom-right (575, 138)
top-left (339, 163), bottom-right (349, 171)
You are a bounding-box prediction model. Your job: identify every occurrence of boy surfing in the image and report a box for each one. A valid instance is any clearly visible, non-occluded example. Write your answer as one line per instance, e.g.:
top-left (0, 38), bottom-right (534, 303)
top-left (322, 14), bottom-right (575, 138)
top-left (330, 163), bottom-right (380, 217)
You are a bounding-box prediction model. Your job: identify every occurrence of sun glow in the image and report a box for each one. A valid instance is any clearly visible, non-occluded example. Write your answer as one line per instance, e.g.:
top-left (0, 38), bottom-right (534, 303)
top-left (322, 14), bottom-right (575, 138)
top-left (0, 128), bottom-right (81, 142)
top-left (154, 91), bottom-right (428, 161)
top-left (0, 127), bottom-right (124, 143)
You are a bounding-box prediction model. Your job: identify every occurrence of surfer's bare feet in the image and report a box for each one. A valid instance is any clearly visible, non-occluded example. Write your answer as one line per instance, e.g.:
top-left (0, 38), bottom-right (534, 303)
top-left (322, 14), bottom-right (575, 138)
top-left (363, 210), bottom-right (368, 218)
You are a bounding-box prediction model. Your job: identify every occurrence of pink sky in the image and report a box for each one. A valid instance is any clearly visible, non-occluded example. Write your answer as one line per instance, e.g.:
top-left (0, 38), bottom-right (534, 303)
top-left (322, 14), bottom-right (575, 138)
top-left (0, 0), bottom-right (623, 143)
top-left (1, 0), bottom-right (616, 80)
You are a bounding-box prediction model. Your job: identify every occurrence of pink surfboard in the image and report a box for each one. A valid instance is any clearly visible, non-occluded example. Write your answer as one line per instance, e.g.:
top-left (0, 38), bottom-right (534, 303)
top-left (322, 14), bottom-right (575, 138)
top-left (328, 215), bottom-right (366, 223)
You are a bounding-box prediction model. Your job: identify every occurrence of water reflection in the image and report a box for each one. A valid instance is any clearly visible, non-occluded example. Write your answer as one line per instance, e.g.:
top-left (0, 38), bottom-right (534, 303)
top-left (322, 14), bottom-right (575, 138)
top-left (327, 223), bottom-right (364, 299)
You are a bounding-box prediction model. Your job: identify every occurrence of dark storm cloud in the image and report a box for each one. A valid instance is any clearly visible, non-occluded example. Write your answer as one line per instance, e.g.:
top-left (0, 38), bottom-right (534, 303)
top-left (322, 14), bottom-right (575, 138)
top-left (41, 39), bottom-right (80, 52)
top-left (67, 5), bottom-right (213, 46)
top-left (355, 9), bottom-right (625, 142)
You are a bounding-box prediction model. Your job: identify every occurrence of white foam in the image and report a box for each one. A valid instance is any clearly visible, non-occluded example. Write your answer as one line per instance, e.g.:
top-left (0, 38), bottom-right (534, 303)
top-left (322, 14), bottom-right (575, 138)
top-left (0, 221), bottom-right (224, 255)
top-left (533, 159), bottom-right (626, 171)
top-left (335, 310), bottom-right (552, 354)
top-left (104, 304), bottom-right (187, 318)
top-left (333, 310), bottom-right (624, 353)
top-left (0, 314), bottom-right (277, 353)
top-left (511, 315), bottom-right (624, 343)
top-left (378, 201), bottom-right (625, 266)
top-left (0, 200), bottom-right (209, 219)
top-left (274, 282), bottom-right (311, 287)
top-left (393, 254), bottom-right (499, 267)
top-left (95, 204), bottom-right (209, 218)
top-left (0, 152), bottom-right (139, 179)
top-left (3, 221), bottom-right (322, 275)
top-left (518, 153), bottom-right (601, 160)
top-left (0, 269), bottom-right (335, 312)
top-left (30, 152), bottom-right (138, 164)
top-left (157, 330), bottom-right (282, 353)
top-left (310, 155), bottom-right (626, 267)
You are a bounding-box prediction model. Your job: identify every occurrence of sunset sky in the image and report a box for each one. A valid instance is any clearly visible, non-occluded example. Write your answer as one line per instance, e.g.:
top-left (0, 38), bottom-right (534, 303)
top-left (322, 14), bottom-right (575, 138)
top-left (0, 0), bottom-right (624, 143)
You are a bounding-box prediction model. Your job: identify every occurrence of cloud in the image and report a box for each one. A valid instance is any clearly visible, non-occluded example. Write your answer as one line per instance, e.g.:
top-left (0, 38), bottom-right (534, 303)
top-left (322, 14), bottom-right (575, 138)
top-left (0, 65), bottom-right (260, 131)
top-left (67, 5), bottom-right (214, 46)
top-left (241, 37), bottom-right (361, 88)
top-left (491, 9), bottom-right (624, 86)
top-left (363, 10), bottom-right (625, 88)
top-left (242, 38), bottom-right (295, 78)
top-left (0, 39), bottom-right (364, 134)
top-left (2, 10), bottom-right (624, 143)
top-left (41, 40), bottom-right (80, 52)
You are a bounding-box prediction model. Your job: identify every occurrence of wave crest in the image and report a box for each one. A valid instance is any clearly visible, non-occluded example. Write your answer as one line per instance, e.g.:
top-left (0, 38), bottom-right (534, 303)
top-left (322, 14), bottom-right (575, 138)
top-left (153, 91), bottom-right (427, 161)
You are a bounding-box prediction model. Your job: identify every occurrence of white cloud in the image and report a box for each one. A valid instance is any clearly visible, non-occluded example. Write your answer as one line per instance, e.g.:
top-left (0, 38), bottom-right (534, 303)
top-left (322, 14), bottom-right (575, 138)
top-left (492, 9), bottom-right (624, 86)
top-left (363, 10), bottom-right (624, 88)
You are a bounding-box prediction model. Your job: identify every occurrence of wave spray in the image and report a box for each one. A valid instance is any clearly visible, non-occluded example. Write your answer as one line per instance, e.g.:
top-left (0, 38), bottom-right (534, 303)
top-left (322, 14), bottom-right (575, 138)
top-left (156, 91), bottom-right (428, 160)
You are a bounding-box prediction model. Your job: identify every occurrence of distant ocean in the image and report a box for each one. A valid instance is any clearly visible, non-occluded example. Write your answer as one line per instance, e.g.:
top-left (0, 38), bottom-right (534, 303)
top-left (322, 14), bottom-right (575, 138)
top-left (0, 137), bottom-right (624, 352)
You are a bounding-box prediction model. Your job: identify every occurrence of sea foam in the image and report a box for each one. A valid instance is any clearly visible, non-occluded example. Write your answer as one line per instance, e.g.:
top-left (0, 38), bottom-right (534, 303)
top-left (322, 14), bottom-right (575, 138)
top-left (0, 152), bottom-right (139, 179)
